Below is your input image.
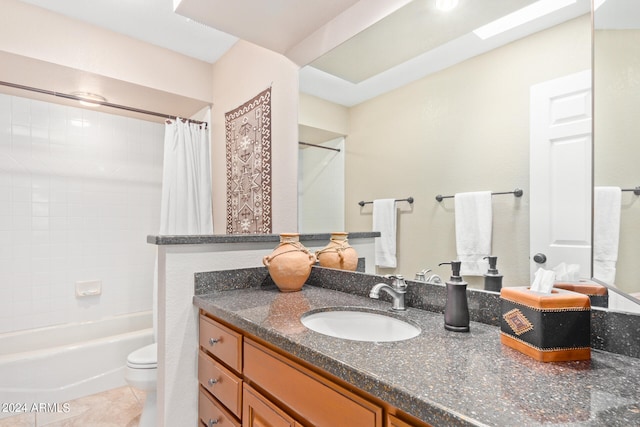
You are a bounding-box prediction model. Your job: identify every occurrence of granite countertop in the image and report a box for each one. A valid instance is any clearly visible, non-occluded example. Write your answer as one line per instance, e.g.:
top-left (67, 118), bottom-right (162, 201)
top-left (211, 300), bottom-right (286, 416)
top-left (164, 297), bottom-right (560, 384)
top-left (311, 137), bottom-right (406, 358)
top-left (194, 285), bottom-right (640, 426)
top-left (148, 231), bottom-right (379, 245)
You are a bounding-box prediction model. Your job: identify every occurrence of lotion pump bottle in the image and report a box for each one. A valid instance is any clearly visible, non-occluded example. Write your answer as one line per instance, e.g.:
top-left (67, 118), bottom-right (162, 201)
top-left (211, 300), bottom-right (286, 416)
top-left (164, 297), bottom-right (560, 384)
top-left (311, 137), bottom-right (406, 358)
top-left (438, 261), bottom-right (470, 332)
top-left (483, 256), bottom-right (503, 292)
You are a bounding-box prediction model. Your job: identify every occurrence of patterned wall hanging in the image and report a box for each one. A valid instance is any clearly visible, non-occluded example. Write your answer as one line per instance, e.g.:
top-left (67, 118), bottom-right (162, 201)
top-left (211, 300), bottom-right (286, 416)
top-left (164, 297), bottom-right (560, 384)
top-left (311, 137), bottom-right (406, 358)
top-left (225, 87), bottom-right (272, 234)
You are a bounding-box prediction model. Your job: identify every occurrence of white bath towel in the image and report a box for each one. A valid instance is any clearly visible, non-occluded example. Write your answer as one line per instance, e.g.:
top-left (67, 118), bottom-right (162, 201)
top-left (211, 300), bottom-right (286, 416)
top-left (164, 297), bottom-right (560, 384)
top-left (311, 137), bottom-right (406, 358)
top-left (373, 199), bottom-right (397, 268)
top-left (455, 191), bottom-right (492, 275)
top-left (593, 186), bottom-right (621, 284)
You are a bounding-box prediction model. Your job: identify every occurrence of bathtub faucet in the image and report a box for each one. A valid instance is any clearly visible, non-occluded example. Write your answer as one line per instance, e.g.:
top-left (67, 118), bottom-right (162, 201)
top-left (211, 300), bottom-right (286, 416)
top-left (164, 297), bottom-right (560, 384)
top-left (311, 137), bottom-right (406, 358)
top-left (369, 275), bottom-right (407, 311)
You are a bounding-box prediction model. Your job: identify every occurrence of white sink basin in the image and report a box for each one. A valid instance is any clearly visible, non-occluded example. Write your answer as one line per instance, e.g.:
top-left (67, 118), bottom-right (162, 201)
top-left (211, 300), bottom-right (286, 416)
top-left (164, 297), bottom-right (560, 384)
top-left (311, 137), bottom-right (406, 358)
top-left (301, 309), bottom-right (420, 342)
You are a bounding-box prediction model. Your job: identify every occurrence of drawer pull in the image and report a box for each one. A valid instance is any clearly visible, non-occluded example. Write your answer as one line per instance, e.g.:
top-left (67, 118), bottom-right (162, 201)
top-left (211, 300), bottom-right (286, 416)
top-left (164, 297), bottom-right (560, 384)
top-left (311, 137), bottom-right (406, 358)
top-left (208, 418), bottom-right (219, 426)
top-left (208, 378), bottom-right (219, 387)
top-left (209, 337), bottom-right (220, 345)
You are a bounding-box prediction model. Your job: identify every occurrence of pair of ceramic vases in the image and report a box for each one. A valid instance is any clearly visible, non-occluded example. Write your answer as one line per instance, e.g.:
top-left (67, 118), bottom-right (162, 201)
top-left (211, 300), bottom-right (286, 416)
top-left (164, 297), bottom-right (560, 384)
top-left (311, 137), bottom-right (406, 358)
top-left (262, 232), bottom-right (358, 292)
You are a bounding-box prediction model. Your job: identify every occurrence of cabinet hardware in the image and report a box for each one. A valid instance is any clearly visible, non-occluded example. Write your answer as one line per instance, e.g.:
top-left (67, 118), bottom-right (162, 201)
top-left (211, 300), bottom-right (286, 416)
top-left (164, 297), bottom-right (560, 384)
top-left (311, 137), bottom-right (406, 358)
top-left (208, 418), bottom-right (219, 426)
top-left (209, 337), bottom-right (220, 345)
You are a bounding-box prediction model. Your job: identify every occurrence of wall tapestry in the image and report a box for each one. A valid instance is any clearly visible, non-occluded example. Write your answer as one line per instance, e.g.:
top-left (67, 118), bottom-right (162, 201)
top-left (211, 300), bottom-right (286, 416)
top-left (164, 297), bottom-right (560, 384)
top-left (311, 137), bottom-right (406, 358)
top-left (225, 87), bottom-right (272, 234)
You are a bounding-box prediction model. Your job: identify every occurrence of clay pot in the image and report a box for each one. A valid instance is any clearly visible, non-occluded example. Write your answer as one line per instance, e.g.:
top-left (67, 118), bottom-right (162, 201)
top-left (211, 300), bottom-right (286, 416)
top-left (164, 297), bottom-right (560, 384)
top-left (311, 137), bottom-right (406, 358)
top-left (263, 233), bottom-right (316, 292)
top-left (315, 232), bottom-right (358, 271)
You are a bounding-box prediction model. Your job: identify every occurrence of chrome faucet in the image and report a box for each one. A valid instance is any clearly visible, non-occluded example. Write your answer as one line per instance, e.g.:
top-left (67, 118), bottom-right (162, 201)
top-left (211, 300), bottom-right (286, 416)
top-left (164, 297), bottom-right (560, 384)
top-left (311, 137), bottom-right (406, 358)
top-left (415, 269), bottom-right (442, 285)
top-left (369, 275), bottom-right (407, 311)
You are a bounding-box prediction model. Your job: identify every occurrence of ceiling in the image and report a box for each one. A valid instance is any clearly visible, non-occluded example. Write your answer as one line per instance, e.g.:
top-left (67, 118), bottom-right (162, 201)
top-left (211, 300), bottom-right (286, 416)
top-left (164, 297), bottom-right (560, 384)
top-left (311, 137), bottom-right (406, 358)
top-left (15, 0), bottom-right (593, 107)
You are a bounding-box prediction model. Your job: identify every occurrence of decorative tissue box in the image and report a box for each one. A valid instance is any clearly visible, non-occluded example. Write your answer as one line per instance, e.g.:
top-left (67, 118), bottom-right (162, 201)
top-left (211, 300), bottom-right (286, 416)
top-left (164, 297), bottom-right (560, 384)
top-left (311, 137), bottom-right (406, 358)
top-left (553, 281), bottom-right (608, 308)
top-left (500, 287), bottom-right (591, 362)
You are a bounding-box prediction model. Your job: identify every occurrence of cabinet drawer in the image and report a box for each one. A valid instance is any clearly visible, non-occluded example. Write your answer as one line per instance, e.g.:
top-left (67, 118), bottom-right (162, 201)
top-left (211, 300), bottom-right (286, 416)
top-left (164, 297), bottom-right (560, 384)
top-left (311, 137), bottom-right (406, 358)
top-left (244, 339), bottom-right (383, 427)
top-left (200, 314), bottom-right (243, 373)
top-left (199, 351), bottom-right (243, 418)
top-left (199, 388), bottom-right (241, 427)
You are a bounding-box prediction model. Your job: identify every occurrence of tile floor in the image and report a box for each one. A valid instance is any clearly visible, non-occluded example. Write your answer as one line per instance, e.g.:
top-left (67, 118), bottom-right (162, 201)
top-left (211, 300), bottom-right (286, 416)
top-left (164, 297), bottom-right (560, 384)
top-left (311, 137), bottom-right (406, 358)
top-left (0, 386), bottom-right (145, 427)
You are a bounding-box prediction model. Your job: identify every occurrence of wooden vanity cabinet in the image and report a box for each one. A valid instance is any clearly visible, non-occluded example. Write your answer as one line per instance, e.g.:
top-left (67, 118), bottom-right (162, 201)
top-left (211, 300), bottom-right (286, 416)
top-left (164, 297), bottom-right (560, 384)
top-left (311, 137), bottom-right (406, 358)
top-left (198, 311), bottom-right (431, 427)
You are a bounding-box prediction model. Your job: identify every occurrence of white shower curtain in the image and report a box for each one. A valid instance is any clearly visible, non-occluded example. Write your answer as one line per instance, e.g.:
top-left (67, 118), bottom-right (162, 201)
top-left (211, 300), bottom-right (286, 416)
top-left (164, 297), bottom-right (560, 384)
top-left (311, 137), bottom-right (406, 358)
top-left (159, 119), bottom-right (213, 235)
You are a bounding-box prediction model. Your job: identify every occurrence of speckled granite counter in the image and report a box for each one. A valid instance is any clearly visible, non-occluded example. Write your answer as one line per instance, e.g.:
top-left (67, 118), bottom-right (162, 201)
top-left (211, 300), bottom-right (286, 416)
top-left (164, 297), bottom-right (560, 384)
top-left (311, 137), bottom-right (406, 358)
top-left (148, 231), bottom-right (379, 245)
top-left (194, 285), bottom-right (640, 426)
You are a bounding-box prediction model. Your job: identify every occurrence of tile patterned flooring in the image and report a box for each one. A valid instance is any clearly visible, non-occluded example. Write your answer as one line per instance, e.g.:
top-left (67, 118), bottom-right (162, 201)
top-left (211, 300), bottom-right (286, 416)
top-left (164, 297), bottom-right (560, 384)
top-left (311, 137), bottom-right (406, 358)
top-left (0, 387), bottom-right (145, 427)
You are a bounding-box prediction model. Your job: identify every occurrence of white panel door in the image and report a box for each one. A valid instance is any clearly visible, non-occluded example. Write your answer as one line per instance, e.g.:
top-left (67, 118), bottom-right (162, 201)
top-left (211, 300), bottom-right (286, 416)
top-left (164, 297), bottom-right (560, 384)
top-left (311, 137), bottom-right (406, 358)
top-left (530, 70), bottom-right (592, 280)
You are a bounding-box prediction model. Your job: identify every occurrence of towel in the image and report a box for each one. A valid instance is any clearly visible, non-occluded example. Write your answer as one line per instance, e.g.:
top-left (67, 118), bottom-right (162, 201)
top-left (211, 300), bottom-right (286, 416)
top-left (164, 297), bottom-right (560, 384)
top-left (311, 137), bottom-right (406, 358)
top-left (373, 199), bottom-right (397, 268)
top-left (454, 191), bottom-right (492, 275)
top-left (593, 186), bottom-right (621, 284)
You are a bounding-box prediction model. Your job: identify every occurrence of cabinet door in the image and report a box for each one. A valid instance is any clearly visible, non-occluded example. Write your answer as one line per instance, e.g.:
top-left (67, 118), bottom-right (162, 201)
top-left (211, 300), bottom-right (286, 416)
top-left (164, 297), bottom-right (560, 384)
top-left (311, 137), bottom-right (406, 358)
top-left (243, 384), bottom-right (298, 427)
top-left (387, 414), bottom-right (431, 427)
top-left (244, 339), bottom-right (382, 427)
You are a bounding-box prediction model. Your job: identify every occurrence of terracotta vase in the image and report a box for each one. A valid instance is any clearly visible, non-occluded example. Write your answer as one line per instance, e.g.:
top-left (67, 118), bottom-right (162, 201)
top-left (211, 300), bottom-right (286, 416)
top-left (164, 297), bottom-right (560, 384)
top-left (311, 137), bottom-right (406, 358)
top-left (263, 233), bottom-right (316, 292)
top-left (315, 232), bottom-right (358, 271)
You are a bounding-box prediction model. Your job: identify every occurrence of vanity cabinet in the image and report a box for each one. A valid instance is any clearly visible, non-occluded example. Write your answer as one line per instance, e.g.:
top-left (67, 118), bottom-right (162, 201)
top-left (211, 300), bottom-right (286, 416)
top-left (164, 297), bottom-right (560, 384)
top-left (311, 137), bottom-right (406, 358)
top-left (198, 311), bottom-right (430, 427)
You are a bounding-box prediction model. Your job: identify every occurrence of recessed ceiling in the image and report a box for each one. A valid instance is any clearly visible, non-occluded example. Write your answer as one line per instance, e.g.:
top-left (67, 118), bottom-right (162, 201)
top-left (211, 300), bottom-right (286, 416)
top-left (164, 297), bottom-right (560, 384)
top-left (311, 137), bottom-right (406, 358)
top-left (14, 0), bottom-right (593, 108)
top-left (310, 0), bottom-right (536, 83)
top-left (173, 0), bottom-right (362, 54)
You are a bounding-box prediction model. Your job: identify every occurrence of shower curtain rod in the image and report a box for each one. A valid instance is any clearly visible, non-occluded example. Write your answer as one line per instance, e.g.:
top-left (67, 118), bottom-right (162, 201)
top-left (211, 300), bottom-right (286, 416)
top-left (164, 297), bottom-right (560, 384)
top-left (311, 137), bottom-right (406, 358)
top-left (298, 141), bottom-right (341, 152)
top-left (0, 80), bottom-right (208, 127)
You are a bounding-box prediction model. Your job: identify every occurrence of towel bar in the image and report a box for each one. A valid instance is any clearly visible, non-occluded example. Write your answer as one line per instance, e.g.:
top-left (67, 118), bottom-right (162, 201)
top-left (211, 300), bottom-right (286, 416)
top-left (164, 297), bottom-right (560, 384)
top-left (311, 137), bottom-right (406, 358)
top-left (358, 197), bottom-right (414, 207)
top-left (436, 188), bottom-right (523, 202)
top-left (622, 186), bottom-right (640, 195)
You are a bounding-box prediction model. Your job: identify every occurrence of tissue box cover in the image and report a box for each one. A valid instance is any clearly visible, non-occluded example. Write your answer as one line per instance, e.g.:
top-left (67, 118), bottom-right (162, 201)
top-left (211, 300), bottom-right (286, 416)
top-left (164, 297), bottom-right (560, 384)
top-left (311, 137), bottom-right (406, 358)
top-left (500, 287), bottom-right (591, 362)
top-left (553, 281), bottom-right (608, 308)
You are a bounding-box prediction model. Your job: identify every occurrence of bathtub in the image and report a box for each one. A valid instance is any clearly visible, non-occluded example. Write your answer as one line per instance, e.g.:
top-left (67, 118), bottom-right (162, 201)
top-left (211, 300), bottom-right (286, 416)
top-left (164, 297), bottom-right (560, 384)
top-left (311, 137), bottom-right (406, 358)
top-left (0, 311), bottom-right (153, 418)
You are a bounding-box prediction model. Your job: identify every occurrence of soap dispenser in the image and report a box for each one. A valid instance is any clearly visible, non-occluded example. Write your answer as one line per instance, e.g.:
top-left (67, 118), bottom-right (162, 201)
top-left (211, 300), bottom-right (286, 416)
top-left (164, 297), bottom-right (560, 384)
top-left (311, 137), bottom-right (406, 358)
top-left (483, 256), bottom-right (503, 292)
top-left (438, 261), bottom-right (470, 332)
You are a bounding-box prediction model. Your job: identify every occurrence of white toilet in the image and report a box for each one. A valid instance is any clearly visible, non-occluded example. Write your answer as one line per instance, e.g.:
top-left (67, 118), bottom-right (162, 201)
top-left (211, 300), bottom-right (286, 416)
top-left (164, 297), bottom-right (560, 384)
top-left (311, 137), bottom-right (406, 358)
top-left (125, 342), bottom-right (157, 426)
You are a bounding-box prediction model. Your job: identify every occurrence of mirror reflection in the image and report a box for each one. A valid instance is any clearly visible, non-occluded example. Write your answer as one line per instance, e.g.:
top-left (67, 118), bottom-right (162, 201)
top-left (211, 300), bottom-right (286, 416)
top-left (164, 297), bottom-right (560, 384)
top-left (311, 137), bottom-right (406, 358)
top-left (299, 0), bottom-right (591, 289)
top-left (593, 0), bottom-right (640, 310)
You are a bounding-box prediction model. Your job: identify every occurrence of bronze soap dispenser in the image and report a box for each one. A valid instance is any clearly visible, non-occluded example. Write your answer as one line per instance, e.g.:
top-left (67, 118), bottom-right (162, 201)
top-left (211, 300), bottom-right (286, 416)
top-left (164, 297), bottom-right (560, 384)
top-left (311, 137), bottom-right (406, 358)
top-left (439, 261), bottom-right (470, 332)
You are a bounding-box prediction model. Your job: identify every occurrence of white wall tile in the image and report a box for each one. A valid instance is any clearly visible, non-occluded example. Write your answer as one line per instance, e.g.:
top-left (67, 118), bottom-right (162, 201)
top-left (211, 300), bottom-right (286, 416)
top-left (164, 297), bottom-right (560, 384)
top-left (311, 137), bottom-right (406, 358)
top-left (1, 93), bottom-right (163, 333)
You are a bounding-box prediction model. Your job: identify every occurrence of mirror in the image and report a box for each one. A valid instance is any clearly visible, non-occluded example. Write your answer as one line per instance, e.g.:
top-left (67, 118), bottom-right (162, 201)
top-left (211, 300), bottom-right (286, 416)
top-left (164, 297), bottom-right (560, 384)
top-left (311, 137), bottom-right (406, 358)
top-left (299, 0), bottom-right (593, 289)
top-left (593, 0), bottom-right (640, 311)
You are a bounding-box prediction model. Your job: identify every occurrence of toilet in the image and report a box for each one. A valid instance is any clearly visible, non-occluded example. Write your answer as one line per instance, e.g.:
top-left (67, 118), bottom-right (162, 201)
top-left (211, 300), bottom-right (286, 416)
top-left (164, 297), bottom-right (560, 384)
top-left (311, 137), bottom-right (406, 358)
top-left (125, 342), bottom-right (157, 426)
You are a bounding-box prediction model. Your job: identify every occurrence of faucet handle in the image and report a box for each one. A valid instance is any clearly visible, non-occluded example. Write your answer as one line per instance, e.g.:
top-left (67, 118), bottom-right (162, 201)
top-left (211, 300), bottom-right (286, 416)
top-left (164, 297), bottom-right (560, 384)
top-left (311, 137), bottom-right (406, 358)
top-left (415, 269), bottom-right (431, 282)
top-left (390, 275), bottom-right (407, 290)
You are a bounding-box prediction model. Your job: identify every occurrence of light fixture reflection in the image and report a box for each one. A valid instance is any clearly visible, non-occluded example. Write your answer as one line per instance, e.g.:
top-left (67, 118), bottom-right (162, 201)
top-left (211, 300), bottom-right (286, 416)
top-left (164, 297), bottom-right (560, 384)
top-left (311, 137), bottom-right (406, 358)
top-left (473, 0), bottom-right (577, 40)
top-left (435, 0), bottom-right (459, 12)
top-left (71, 92), bottom-right (107, 108)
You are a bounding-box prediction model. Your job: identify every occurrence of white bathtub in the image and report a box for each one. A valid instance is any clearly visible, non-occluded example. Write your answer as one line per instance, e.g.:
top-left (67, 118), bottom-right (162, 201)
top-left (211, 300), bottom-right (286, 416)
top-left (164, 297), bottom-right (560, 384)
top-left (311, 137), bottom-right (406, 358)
top-left (0, 311), bottom-right (153, 418)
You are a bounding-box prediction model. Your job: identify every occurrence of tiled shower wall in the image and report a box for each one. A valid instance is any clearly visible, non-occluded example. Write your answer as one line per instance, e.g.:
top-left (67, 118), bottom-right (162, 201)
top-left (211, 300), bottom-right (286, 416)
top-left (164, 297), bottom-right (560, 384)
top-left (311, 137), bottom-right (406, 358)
top-left (0, 94), bottom-right (163, 334)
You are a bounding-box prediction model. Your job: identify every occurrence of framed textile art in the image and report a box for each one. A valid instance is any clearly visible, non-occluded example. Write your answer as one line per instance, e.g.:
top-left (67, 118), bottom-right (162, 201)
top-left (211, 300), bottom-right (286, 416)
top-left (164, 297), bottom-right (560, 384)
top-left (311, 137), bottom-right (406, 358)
top-left (225, 87), bottom-right (272, 233)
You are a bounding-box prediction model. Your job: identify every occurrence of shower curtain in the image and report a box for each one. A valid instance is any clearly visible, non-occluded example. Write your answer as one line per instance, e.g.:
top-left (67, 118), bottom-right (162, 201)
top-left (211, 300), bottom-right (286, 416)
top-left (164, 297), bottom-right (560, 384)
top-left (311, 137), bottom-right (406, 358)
top-left (159, 118), bottom-right (213, 235)
top-left (153, 118), bottom-right (212, 342)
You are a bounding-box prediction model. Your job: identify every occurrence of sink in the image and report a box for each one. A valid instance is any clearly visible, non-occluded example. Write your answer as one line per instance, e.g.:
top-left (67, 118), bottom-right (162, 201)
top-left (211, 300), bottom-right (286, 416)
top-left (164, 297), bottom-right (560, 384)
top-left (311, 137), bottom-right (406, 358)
top-left (300, 308), bottom-right (420, 342)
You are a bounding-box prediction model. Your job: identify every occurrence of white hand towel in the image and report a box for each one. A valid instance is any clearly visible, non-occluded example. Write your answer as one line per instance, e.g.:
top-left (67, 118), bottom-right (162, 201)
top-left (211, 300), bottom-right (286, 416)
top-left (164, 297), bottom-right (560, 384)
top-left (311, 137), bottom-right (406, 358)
top-left (593, 186), bottom-right (621, 284)
top-left (373, 199), bottom-right (397, 268)
top-left (454, 191), bottom-right (492, 275)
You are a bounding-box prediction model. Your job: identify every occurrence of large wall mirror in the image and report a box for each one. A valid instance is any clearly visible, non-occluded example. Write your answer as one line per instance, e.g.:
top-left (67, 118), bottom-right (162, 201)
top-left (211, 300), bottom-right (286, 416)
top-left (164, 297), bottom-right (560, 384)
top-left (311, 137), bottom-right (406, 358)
top-left (299, 0), bottom-right (595, 289)
top-left (593, 0), bottom-right (640, 311)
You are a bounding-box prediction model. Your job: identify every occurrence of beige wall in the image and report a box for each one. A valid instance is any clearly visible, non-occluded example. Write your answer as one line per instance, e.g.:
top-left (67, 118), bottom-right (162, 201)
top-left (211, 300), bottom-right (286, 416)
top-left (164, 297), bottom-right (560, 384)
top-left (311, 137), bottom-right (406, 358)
top-left (211, 40), bottom-right (300, 234)
top-left (345, 15), bottom-right (591, 287)
top-left (594, 29), bottom-right (640, 294)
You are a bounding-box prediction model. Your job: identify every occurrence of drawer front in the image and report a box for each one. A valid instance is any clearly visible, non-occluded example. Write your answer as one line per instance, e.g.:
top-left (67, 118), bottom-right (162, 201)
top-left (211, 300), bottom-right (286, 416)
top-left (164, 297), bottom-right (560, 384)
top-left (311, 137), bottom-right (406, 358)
top-left (199, 351), bottom-right (243, 418)
top-left (244, 339), bottom-right (383, 427)
top-left (199, 389), bottom-right (241, 427)
top-left (200, 315), bottom-right (243, 373)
